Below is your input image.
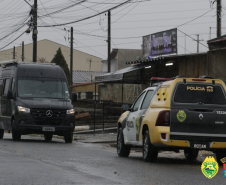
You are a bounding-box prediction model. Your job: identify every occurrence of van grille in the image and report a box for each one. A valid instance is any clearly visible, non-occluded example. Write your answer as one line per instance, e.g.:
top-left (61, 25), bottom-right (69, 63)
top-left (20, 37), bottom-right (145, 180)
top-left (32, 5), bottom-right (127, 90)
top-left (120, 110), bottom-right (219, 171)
top-left (31, 108), bottom-right (66, 126)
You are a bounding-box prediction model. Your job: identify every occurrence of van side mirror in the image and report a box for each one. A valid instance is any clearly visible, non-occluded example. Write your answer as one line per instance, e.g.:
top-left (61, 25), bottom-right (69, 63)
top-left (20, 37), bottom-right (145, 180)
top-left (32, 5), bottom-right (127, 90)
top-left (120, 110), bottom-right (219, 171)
top-left (7, 90), bottom-right (13, 99)
top-left (71, 92), bottom-right (77, 102)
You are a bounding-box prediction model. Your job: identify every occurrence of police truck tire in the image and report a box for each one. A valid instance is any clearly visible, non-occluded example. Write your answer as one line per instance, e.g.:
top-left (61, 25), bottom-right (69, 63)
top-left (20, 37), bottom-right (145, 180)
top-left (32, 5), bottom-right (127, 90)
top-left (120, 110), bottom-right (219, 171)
top-left (184, 148), bottom-right (199, 160)
top-left (0, 129), bottom-right (4, 139)
top-left (143, 130), bottom-right (158, 162)
top-left (65, 131), bottom-right (73, 143)
top-left (44, 133), bottom-right (53, 141)
top-left (117, 127), bottom-right (131, 157)
top-left (12, 120), bottom-right (21, 141)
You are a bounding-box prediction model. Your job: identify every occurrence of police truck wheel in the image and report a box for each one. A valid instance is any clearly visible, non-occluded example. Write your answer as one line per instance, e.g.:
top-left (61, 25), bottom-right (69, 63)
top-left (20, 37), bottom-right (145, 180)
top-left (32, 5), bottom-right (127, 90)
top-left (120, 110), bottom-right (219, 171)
top-left (184, 148), bottom-right (199, 160)
top-left (64, 131), bottom-right (73, 143)
top-left (44, 133), bottom-right (53, 141)
top-left (12, 120), bottom-right (21, 141)
top-left (117, 127), bottom-right (131, 157)
top-left (0, 129), bottom-right (4, 139)
top-left (143, 130), bottom-right (158, 162)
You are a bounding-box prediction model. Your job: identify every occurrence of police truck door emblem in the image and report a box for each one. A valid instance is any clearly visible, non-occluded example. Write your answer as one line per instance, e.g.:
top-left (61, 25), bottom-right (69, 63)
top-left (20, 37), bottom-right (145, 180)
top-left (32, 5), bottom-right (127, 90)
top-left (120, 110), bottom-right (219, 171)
top-left (201, 156), bottom-right (219, 179)
top-left (135, 114), bottom-right (140, 134)
top-left (199, 114), bottom-right (204, 120)
top-left (176, 110), bottom-right (186, 122)
top-left (46, 110), bottom-right (53, 117)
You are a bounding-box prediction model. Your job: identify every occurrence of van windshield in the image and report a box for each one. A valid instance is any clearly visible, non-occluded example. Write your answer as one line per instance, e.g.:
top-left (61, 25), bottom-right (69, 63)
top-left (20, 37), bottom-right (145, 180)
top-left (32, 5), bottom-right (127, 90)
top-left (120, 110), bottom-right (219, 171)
top-left (18, 78), bottom-right (70, 99)
top-left (174, 84), bottom-right (226, 105)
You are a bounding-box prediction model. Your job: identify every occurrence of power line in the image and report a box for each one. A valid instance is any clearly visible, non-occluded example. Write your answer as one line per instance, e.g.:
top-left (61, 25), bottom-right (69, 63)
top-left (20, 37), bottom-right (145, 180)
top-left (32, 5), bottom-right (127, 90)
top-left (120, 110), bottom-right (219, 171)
top-left (38, 0), bottom-right (133, 27)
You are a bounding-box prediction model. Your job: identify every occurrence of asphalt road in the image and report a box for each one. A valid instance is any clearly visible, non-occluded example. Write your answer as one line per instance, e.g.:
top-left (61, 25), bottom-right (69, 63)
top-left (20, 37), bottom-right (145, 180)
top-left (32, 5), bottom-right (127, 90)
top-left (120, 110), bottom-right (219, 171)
top-left (0, 133), bottom-right (225, 185)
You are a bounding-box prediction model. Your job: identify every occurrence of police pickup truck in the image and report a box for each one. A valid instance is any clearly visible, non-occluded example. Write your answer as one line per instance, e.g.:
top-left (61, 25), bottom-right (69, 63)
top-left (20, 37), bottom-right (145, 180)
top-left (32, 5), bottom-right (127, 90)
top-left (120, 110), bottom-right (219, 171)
top-left (117, 76), bottom-right (226, 163)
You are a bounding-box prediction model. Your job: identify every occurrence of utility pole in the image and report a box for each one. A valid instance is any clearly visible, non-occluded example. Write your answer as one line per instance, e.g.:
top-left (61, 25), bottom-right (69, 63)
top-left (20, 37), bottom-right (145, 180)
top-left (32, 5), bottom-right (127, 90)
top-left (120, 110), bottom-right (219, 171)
top-left (32, 0), bottom-right (38, 62)
top-left (184, 35), bottom-right (186, 54)
top-left (217, 0), bottom-right (222, 37)
top-left (193, 34), bottom-right (203, 53)
top-left (70, 27), bottom-right (73, 86)
top-left (22, 41), bottom-right (24, 62)
top-left (13, 46), bottom-right (15, 60)
top-left (107, 11), bottom-right (111, 73)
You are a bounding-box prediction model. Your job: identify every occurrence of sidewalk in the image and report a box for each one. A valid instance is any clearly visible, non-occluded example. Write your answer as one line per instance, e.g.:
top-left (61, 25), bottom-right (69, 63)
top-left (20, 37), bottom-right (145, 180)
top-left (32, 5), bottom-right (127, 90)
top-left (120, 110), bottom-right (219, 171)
top-left (74, 132), bottom-right (117, 144)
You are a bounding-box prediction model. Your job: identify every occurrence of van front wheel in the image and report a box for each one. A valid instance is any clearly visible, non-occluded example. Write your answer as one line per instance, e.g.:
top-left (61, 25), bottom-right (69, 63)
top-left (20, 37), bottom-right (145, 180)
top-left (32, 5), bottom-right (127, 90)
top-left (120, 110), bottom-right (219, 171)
top-left (12, 120), bottom-right (21, 141)
top-left (0, 129), bottom-right (4, 139)
top-left (64, 131), bottom-right (73, 143)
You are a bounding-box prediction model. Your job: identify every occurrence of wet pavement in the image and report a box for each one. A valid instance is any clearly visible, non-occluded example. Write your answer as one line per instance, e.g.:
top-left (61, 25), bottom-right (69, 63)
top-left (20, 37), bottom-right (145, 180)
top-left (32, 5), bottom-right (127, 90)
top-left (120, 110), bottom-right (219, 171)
top-left (0, 133), bottom-right (225, 185)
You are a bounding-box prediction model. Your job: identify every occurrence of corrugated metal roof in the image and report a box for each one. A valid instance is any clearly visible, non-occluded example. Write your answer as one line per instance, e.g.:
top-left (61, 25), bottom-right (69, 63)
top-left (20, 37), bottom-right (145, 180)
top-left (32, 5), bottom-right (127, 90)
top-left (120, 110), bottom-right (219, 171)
top-left (73, 70), bottom-right (107, 84)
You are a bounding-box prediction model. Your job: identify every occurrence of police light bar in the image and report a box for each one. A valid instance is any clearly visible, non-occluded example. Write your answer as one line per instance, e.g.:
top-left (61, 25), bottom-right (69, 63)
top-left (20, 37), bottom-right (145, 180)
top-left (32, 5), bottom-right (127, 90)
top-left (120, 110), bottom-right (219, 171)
top-left (151, 77), bottom-right (172, 81)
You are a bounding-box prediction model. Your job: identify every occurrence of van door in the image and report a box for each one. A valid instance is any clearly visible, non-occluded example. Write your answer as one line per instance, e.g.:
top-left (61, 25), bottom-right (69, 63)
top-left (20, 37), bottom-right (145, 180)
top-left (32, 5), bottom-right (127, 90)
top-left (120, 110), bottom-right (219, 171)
top-left (0, 79), bottom-right (4, 129)
top-left (170, 83), bottom-right (226, 149)
top-left (2, 79), bottom-right (12, 130)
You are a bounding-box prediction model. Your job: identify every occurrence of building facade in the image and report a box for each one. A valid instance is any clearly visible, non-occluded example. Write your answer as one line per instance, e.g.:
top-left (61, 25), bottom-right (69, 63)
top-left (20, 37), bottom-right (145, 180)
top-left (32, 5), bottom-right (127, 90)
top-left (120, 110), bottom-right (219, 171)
top-left (0, 39), bottom-right (102, 71)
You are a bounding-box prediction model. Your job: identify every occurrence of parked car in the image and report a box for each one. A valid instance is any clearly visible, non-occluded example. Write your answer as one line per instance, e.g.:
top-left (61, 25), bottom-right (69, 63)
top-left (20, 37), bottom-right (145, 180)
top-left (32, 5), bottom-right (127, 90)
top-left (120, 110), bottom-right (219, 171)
top-left (0, 60), bottom-right (77, 143)
top-left (117, 76), bottom-right (226, 163)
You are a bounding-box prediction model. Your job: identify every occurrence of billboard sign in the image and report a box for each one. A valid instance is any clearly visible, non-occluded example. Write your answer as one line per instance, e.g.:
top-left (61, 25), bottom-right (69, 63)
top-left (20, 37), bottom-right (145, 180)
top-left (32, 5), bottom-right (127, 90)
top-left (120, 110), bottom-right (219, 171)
top-left (143, 28), bottom-right (177, 59)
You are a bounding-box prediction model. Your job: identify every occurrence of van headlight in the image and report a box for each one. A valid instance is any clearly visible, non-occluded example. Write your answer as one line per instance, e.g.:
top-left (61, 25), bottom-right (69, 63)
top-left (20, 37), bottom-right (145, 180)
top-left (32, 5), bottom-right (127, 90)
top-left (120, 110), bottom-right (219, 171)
top-left (67, 109), bottom-right (75, 114)
top-left (18, 106), bottom-right (30, 113)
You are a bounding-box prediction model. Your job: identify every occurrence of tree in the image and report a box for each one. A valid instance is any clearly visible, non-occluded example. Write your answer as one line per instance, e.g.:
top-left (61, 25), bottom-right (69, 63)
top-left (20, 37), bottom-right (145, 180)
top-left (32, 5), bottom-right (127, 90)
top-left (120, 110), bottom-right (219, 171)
top-left (37, 57), bottom-right (48, 63)
top-left (51, 48), bottom-right (71, 85)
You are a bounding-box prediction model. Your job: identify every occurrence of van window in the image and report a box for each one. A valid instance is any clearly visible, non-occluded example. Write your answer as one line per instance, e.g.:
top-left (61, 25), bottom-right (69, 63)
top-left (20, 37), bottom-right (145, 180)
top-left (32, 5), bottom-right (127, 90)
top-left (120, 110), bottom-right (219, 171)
top-left (0, 79), bottom-right (3, 96)
top-left (3, 79), bottom-right (11, 96)
top-left (141, 90), bottom-right (154, 110)
top-left (174, 84), bottom-right (226, 105)
top-left (18, 78), bottom-right (70, 99)
top-left (11, 78), bottom-right (15, 92)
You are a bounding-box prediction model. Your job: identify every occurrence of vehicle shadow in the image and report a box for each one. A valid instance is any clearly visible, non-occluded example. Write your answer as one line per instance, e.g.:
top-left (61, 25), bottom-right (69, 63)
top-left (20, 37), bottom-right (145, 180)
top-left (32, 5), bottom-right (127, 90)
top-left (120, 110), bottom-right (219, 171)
top-left (2, 138), bottom-right (66, 144)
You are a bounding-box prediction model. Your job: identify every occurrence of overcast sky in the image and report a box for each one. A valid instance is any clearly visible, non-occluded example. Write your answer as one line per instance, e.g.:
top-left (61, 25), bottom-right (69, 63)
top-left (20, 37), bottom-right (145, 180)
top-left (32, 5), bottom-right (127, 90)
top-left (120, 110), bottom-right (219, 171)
top-left (0, 0), bottom-right (225, 61)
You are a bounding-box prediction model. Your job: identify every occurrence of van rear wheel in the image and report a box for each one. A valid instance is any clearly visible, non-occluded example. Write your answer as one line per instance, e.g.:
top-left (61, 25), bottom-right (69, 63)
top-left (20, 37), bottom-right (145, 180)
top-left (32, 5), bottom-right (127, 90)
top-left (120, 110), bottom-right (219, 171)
top-left (44, 133), bottom-right (53, 141)
top-left (0, 129), bottom-right (4, 139)
top-left (184, 148), bottom-right (199, 160)
top-left (12, 120), bottom-right (21, 141)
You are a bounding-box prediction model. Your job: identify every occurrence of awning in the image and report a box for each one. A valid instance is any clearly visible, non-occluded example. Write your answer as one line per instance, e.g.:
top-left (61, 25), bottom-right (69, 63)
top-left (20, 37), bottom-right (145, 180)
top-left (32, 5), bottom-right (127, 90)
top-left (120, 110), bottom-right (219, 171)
top-left (95, 63), bottom-right (152, 83)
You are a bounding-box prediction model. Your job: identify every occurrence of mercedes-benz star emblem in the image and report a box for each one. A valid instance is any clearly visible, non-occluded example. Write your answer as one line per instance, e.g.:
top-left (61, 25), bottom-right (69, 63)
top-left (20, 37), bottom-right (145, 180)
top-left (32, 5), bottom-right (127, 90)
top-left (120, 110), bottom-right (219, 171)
top-left (199, 114), bottom-right (203, 120)
top-left (46, 110), bottom-right (53, 117)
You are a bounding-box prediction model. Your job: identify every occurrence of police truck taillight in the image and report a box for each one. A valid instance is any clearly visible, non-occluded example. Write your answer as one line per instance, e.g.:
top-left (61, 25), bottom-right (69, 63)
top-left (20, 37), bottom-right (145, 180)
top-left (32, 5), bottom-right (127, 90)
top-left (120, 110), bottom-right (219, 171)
top-left (155, 110), bottom-right (170, 126)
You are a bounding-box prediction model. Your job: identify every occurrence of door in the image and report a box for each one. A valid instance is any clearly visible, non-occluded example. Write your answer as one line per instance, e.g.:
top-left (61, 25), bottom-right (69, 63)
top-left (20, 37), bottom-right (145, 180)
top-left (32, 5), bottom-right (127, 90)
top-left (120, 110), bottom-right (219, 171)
top-left (124, 92), bottom-right (146, 142)
top-left (125, 90), bottom-right (154, 142)
top-left (170, 83), bottom-right (226, 148)
top-left (2, 78), bottom-right (12, 129)
top-left (0, 79), bottom-right (4, 129)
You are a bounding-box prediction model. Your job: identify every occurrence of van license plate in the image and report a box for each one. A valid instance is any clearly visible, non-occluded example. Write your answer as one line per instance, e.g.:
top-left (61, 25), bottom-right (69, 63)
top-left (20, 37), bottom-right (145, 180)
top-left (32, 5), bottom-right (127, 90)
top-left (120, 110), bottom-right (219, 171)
top-left (42, 127), bottom-right (55, 132)
top-left (194, 144), bottom-right (207, 149)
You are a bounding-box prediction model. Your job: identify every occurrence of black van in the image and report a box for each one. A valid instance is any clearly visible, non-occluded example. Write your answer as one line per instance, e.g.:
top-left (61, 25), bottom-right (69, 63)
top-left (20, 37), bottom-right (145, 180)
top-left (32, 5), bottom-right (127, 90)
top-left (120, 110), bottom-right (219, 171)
top-left (0, 60), bottom-right (76, 143)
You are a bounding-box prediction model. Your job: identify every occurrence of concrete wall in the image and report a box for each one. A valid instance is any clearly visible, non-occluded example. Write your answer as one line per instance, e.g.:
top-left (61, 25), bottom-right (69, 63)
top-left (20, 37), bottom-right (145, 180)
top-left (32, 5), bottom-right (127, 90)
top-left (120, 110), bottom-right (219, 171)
top-left (178, 55), bottom-right (207, 77)
top-left (208, 48), bottom-right (226, 82)
top-left (0, 39), bottom-right (102, 71)
top-left (71, 83), bottom-right (97, 93)
top-left (98, 83), bottom-right (147, 104)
